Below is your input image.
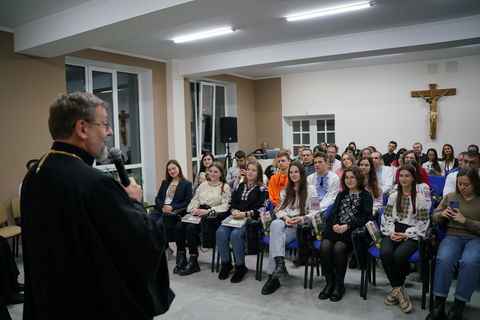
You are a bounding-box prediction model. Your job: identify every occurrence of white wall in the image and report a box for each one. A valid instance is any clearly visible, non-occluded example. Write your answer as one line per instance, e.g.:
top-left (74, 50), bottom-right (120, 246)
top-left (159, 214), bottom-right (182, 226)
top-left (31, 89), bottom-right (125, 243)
top-left (281, 55), bottom-right (480, 155)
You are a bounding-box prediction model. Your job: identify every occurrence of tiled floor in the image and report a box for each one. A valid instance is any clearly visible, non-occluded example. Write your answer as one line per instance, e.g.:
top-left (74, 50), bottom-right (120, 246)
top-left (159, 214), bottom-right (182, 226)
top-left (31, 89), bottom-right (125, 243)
top-left (7, 247), bottom-right (480, 320)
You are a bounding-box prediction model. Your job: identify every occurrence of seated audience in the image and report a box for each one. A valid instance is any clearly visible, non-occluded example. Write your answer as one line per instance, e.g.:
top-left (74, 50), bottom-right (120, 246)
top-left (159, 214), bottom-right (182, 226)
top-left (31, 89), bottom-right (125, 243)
top-left (440, 144), bottom-right (459, 173)
top-left (395, 150), bottom-right (431, 188)
top-left (371, 151), bottom-right (395, 196)
top-left (359, 147), bottom-right (372, 159)
top-left (468, 144), bottom-right (479, 153)
top-left (347, 141), bottom-right (360, 157)
top-left (318, 166), bottom-right (372, 302)
top-left (268, 152), bottom-right (291, 207)
top-left (422, 148), bottom-right (444, 176)
top-left (318, 142), bottom-right (328, 153)
top-left (448, 151), bottom-right (468, 175)
top-left (382, 141), bottom-right (397, 166)
top-left (327, 145), bottom-right (342, 173)
top-left (391, 148), bottom-right (407, 167)
top-left (261, 161), bottom-right (320, 295)
top-left (380, 164), bottom-right (431, 313)
top-left (296, 146), bottom-right (306, 162)
top-left (264, 154), bottom-right (279, 181)
top-left (359, 157), bottom-right (383, 216)
top-left (193, 153), bottom-right (214, 192)
top-left (252, 142), bottom-right (269, 154)
top-left (413, 142), bottom-right (428, 165)
top-left (227, 150), bottom-right (246, 187)
top-left (307, 152), bottom-right (340, 213)
top-left (216, 161), bottom-right (269, 283)
top-left (150, 160), bottom-right (193, 271)
top-left (443, 151), bottom-right (480, 196)
top-left (427, 167), bottom-right (480, 320)
top-left (301, 148), bottom-right (315, 175)
top-left (174, 162), bottom-right (231, 276)
top-left (336, 152), bottom-right (355, 179)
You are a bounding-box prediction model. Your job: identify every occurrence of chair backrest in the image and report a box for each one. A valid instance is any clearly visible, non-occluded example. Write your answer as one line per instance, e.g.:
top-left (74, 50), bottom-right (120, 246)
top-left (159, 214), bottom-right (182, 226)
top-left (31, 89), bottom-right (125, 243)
top-left (0, 203), bottom-right (8, 224)
top-left (266, 199), bottom-right (274, 211)
top-left (428, 175), bottom-right (446, 197)
top-left (10, 197), bottom-right (21, 219)
top-left (324, 203), bottom-right (334, 220)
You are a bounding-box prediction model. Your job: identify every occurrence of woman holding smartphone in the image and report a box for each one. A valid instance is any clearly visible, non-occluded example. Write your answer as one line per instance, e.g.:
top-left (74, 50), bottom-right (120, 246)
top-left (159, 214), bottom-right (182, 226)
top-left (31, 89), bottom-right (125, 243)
top-left (380, 164), bottom-right (431, 313)
top-left (427, 167), bottom-right (480, 320)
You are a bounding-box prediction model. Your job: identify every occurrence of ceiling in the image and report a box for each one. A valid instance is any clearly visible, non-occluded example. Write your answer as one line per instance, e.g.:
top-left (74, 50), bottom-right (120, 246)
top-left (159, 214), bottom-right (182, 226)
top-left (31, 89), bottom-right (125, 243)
top-left (1, 0), bottom-right (480, 78)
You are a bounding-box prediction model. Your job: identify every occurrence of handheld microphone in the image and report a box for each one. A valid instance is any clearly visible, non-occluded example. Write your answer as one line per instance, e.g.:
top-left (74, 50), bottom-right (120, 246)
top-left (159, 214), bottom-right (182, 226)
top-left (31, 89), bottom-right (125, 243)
top-left (109, 147), bottom-right (130, 187)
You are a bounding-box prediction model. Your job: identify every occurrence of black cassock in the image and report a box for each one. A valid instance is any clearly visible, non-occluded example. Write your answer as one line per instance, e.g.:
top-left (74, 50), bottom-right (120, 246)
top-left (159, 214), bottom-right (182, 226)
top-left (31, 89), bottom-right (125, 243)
top-left (21, 142), bottom-right (174, 320)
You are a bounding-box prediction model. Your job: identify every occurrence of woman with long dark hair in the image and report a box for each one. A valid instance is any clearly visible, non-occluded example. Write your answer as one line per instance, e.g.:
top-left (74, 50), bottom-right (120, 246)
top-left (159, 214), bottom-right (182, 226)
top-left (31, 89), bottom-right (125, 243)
top-left (440, 143), bottom-right (459, 172)
top-left (151, 160), bottom-right (193, 271)
top-left (174, 162), bottom-right (230, 276)
top-left (261, 161), bottom-right (320, 295)
top-left (427, 167), bottom-right (480, 320)
top-left (380, 164), bottom-right (431, 313)
top-left (318, 166), bottom-right (373, 302)
top-left (193, 153), bottom-right (215, 192)
top-left (422, 148), bottom-right (444, 176)
top-left (395, 151), bottom-right (431, 188)
top-left (358, 157), bottom-right (383, 215)
top-left (216, 161), bottom-right (269, 283)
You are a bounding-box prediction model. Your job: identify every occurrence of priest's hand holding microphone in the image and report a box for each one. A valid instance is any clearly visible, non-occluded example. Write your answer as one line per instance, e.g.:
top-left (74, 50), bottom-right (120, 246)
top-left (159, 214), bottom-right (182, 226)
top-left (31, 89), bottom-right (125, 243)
top-left (109, 147), bottom-right (143, 202)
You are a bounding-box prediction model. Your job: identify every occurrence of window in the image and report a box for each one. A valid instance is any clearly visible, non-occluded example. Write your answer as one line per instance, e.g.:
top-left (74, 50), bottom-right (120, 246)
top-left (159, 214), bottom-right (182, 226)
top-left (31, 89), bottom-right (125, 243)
top-left (65, 59), bottom-right (156, 203)
top-left (190, 80), bottom-right (231, 176)
top-left (285, 116), bottom-right (335, 155)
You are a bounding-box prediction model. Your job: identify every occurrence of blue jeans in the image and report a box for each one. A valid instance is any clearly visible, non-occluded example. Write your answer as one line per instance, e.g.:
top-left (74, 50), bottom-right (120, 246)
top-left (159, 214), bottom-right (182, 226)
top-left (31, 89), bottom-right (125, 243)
top-left (216, 225), bottom-right (246, 266)
top-left (434, 235), bottom-right (480, 302)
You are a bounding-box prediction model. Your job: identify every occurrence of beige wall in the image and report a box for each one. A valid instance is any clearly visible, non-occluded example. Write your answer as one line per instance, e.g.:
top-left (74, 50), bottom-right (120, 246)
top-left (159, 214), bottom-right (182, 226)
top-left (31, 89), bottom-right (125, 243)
top-left (254, 78), bottom-right (282, 149)
top-left (0, 31), bottom-right (168, 212)
top-left (0, 31), bottom-right (65, 211)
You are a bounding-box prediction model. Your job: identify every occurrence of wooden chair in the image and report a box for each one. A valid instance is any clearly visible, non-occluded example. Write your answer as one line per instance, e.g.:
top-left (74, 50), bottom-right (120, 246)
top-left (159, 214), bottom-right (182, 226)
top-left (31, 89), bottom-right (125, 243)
top-left (0, 202), bottom-right (21, 257)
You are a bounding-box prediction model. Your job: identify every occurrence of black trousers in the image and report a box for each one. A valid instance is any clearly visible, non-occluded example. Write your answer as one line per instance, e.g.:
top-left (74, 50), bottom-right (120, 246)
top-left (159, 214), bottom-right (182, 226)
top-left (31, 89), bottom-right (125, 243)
top-left (174, 222), bottom-right (201, 255)
top-left (0, 237), bottom-right (19, 300)
top-left (380, 237), bottom-right (418, 287)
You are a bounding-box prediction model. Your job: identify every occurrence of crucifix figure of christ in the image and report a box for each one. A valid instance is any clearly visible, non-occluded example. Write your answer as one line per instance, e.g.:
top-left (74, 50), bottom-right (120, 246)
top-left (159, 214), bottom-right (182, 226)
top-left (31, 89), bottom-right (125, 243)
top-left (119, 110), bottom-right (130, 145)
top-left (411, 83), bottom-right (456, 139)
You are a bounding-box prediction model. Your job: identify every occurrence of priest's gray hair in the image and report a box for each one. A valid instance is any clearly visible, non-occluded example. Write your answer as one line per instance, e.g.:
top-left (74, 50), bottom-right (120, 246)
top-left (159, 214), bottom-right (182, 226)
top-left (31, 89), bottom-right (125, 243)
top-left (49, 92), bottom-right (107, 139)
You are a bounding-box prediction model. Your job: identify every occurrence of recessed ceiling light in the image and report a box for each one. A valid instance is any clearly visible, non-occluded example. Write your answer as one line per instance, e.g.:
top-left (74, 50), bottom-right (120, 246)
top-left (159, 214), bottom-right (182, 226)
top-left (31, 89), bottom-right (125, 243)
top-left (173, 27), bottom-right (235, 44)
top-left (286, 2), bottom-right (373, 22)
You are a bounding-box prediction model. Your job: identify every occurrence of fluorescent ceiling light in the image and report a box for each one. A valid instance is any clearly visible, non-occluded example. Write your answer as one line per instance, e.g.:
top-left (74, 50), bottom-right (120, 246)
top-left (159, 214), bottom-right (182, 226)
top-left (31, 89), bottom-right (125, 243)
top-left (173, 27), bottom-right (235, 43)
top-left (286, 2), bottom-right (372, 22)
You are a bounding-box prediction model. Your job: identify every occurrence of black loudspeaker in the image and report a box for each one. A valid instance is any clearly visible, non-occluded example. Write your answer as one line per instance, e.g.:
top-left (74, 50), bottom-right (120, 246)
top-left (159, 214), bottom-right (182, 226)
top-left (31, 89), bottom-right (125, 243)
top-left (220, 117), bottom-right (237, 143)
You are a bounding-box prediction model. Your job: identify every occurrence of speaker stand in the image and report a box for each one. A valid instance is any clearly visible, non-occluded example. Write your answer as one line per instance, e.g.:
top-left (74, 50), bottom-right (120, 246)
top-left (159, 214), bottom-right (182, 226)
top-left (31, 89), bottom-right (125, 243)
top-left (225, 142), bottom-right (232, 169)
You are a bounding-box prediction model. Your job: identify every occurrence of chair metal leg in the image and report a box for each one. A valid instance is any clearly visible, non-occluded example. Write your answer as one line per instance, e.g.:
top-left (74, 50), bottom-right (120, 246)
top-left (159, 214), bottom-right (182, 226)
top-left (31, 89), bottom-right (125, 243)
top-left (256, 241), bottom-right (264, 281)
top-left (303, 253), bottom-right (309, 289)
top-left (429, 258), bottom-right (436, 311)
top-left (211, 242), bottom-right (216, 273)
top-left (216, 247), bottom-right (221, 273)
top-left (372, 257), bottom-right (376, 286)
top-left (309, 251), bottom-right (315, 289)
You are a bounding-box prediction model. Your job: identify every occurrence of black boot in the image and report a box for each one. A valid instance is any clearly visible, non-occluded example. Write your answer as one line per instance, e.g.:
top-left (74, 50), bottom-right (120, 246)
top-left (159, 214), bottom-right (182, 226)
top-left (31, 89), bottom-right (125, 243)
top-left (349, 256), bottom-right (357, 269)
top-left (261, 275), bottom-right (281, 295)
top-left (426, 296), bottom-right (446, 320)
top-left (318, 274), bottom-right (335, 300)
top-left (173, 251), bottom-right (187, 274)
top-left (231, 264), bottom-right (248, 283)
top-left (178, 255), bottom-right (200, 276)
top-left (271, 256), bottom-right (289, 279)
top-left (446, 299), bottom-right (465, 320)
top-left (329, 275), bottom-right (346, 302)
top-left (218, 261), bottom-right (233, 280)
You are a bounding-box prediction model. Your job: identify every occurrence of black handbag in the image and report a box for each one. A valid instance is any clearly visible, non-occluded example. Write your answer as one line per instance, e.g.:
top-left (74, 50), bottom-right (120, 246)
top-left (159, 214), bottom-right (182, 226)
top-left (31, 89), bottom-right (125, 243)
top-left (245, 219), bottom-right (261, 255)
top-left (296, 224), bottom-right (311, 264)
top-left (200, 214), bottom-right (220, 249)
top-left (163, 209), bottom-right (185, 242)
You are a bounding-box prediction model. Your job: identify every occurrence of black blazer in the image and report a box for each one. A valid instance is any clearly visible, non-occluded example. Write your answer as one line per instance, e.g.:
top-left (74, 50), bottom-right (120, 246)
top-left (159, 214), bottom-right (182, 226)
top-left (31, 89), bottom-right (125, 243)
top-left (152, 180), bottom-right (193, 216)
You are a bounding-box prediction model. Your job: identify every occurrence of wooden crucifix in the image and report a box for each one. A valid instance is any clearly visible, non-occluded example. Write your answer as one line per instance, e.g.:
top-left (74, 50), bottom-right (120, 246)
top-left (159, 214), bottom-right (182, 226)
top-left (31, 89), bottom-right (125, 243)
top-left (411, 83), bottom-right (456, 139)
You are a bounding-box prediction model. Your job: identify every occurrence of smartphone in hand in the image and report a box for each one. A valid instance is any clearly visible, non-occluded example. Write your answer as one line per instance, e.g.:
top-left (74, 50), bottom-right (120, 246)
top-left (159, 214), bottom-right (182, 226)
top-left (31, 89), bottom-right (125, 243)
top-left (449, 200), bottom-right (459, 215)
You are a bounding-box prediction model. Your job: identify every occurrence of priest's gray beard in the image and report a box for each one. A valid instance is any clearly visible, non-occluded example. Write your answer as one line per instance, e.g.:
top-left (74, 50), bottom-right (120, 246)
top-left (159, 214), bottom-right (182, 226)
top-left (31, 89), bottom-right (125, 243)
top-left (95, 143), bottom-right (109, 162)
